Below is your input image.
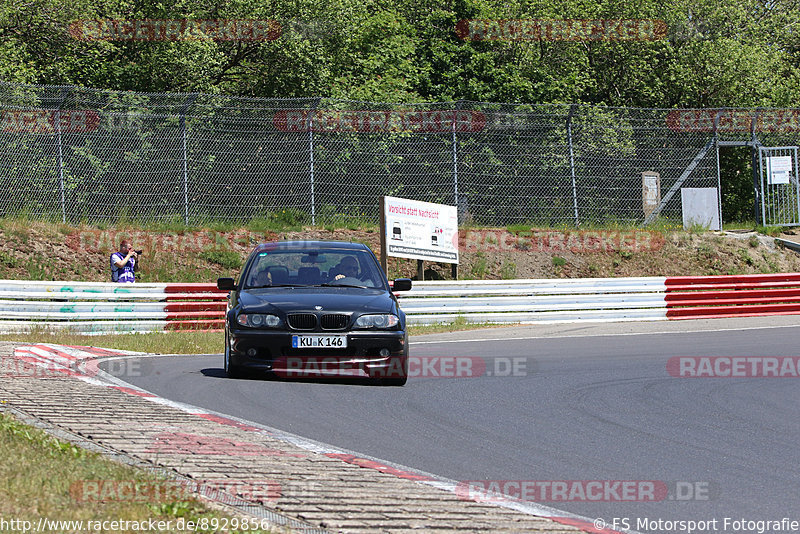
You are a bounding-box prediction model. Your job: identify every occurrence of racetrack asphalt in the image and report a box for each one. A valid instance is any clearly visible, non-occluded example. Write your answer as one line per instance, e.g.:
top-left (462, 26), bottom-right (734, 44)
top-left (111, 315), bottom-right (800, 533)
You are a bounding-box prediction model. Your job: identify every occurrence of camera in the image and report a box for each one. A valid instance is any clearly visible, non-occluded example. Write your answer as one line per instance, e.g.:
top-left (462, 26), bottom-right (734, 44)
top-left (134, 249), bottom-right (143, 255)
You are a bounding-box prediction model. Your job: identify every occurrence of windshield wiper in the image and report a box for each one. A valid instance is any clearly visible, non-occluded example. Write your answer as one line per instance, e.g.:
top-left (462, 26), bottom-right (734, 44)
top-left (319, 283), bottom-right (369, 288)
top-left (247, 284), bottom-right (299, 289)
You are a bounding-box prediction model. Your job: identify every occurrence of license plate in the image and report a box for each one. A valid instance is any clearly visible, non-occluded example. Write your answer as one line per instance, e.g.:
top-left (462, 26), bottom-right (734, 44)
top-left (291, 335), bottom-right (347, 349)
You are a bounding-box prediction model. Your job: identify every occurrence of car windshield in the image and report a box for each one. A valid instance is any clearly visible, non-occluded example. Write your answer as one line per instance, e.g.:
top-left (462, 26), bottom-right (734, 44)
top-left (243, 248), bottom-right (387, 290)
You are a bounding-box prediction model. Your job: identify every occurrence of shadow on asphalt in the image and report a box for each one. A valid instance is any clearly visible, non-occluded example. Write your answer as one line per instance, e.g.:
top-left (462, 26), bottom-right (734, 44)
top-left (200, 368), bottom-right (403, 387)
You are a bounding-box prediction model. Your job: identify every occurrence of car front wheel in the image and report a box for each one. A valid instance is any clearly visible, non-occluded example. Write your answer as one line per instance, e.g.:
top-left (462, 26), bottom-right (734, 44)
top-left (224, 332), bottom-right (246, 379)
top-left (371, 355), bottom-right (407, 386)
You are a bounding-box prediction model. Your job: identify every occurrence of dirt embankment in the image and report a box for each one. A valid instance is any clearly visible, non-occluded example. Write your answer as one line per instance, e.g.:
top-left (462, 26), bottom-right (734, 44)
top-left (0, 220), bottom-right (798, 282)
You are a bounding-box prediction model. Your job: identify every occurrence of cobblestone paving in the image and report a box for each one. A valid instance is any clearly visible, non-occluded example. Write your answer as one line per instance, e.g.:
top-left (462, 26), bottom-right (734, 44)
top-left (0, 342), bottom-right (585, 533)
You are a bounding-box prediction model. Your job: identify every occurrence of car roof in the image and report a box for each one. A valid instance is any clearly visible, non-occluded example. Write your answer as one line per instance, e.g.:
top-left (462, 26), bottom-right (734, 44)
top-left (252, 240), bottom-right (371, 253)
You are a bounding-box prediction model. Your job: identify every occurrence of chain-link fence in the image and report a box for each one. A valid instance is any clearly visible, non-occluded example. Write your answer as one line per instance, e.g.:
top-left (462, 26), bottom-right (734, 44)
top-left (0, 81), bottom-right (767, 227)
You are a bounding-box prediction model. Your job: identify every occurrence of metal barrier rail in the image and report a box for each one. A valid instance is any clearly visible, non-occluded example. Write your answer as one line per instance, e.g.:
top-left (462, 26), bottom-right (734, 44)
top-left (0, 277), bottom-right (669, 333)
top-left (396, 277), bottom-right (669, 325)
top-left (0, 281), bottom-right (226, 334)
top-left (1, 273), bottom-right (799, 334)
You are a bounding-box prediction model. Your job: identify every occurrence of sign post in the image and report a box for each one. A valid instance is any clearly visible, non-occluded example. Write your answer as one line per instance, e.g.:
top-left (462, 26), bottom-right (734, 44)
top-left (380, 196), bottom-right (388, 276)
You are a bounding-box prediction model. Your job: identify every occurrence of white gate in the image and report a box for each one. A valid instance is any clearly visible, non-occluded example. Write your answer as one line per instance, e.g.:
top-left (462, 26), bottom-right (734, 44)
top-left (758, 146), bottom-right (800, 226)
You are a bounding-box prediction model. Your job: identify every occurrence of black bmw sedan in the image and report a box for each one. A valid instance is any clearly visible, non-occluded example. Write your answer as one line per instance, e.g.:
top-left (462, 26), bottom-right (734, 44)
top-left (216, 241), bottom-right (413, 385)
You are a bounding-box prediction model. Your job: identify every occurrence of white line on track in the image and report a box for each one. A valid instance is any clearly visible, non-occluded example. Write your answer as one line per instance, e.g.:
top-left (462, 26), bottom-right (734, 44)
top-left (409, 323), bottom-right (800, 345)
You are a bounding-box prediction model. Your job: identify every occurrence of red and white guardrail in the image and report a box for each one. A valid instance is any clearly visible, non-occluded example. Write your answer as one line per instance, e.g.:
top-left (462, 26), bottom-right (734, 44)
top-left (0, 281), bottom-right (227, 334)
top-left (1, 273), bottom-right (800, 334)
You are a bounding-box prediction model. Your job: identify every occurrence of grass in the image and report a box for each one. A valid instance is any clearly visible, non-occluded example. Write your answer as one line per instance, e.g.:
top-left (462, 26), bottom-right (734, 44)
top-left (687, 222), bottom-right (711, 235)
top-left (0, 251), bottom-right (19, 268)
top-left (0, 329), bottom-right (224, 355)
top-left (0, 412), bottom-right (270, 533)
top-left (408, 316), bottom-right (517, 335)
top-left (1, 213), bottom-right (799, 284)
top-left (0, 213), bottom-right (792, 240)
top-left (499, 260), bottom-right (517, 280)
top-left (199, 250), bottom-right (243, 270)
top-left (81, 208), bottom-right (375, 234)
top-left (469, 252), bottom-right (488, 279)
top-left (738, 249), bottom-right (755, 266)
top-left (755, 225), bottom-right (783, 237)
top-left (505, 216), bottom-right (685, 234)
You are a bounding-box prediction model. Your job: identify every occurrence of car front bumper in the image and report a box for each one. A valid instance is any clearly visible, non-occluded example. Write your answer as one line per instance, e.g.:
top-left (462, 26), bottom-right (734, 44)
top-left (227, 328), bottom-right (408, 378)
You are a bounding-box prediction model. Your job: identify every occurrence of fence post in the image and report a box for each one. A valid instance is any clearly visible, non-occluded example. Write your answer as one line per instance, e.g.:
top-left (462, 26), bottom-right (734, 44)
top-left (309, 98), bottom-right (321, 225)
top-left (54, 88), bottom-right (69, 223)
top-left (180, 94), bottom-right (198, 225)
top-left (714, 109), bottom-right (724, 229)
top-left (751, 109), bottom-right (763, 225)
top-left (567, 103), bottom-right (579, 226)
top-left (452, 101), bottom-right (462, 213)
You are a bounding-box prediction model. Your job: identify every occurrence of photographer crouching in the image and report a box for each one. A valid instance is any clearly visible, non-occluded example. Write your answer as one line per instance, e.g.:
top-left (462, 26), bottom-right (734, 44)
top-left (110, 240), bottom-right (142, 283)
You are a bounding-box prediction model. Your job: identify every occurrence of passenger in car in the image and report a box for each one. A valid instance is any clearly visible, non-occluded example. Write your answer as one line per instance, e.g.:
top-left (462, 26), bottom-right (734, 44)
top-left (252, 269), bottom-right (271, 286)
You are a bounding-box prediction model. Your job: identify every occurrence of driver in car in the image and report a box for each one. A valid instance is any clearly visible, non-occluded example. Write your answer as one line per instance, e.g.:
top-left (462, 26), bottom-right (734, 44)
top-left (332, 256), bottom-right (359, 281)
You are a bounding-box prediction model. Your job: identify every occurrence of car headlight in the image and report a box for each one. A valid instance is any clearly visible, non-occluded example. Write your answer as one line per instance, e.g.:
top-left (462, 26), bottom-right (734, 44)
top-left (354, 314), bottom-right (400, 329)
top-left (236, 313), bottom-right (282, 328)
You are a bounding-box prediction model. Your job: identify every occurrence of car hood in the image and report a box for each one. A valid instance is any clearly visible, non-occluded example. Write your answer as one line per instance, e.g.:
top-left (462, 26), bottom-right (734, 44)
top-left (237, 287), bottom-right (396, 314)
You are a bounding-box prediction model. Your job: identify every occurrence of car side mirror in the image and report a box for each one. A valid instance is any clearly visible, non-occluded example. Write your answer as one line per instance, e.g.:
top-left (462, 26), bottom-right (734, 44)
top-left (217, 277), bottom-right (237, 291)
top-left (392, 278), bottom-right (412, 291)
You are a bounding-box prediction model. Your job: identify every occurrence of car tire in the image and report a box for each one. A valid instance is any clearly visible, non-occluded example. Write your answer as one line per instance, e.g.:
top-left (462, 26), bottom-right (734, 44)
top-left (382, 376), bottom-right (407, 386)
top-left (376, 355), bottom-right (408, 386)
top-left (224, 332), bottom-right (246, 379)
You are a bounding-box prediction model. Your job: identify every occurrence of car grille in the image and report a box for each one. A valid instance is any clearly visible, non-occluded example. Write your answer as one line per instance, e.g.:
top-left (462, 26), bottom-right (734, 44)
top-left (287, 313), bottom-right (317, 330)
top-left (321, 313), bottom-right (349, 330)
